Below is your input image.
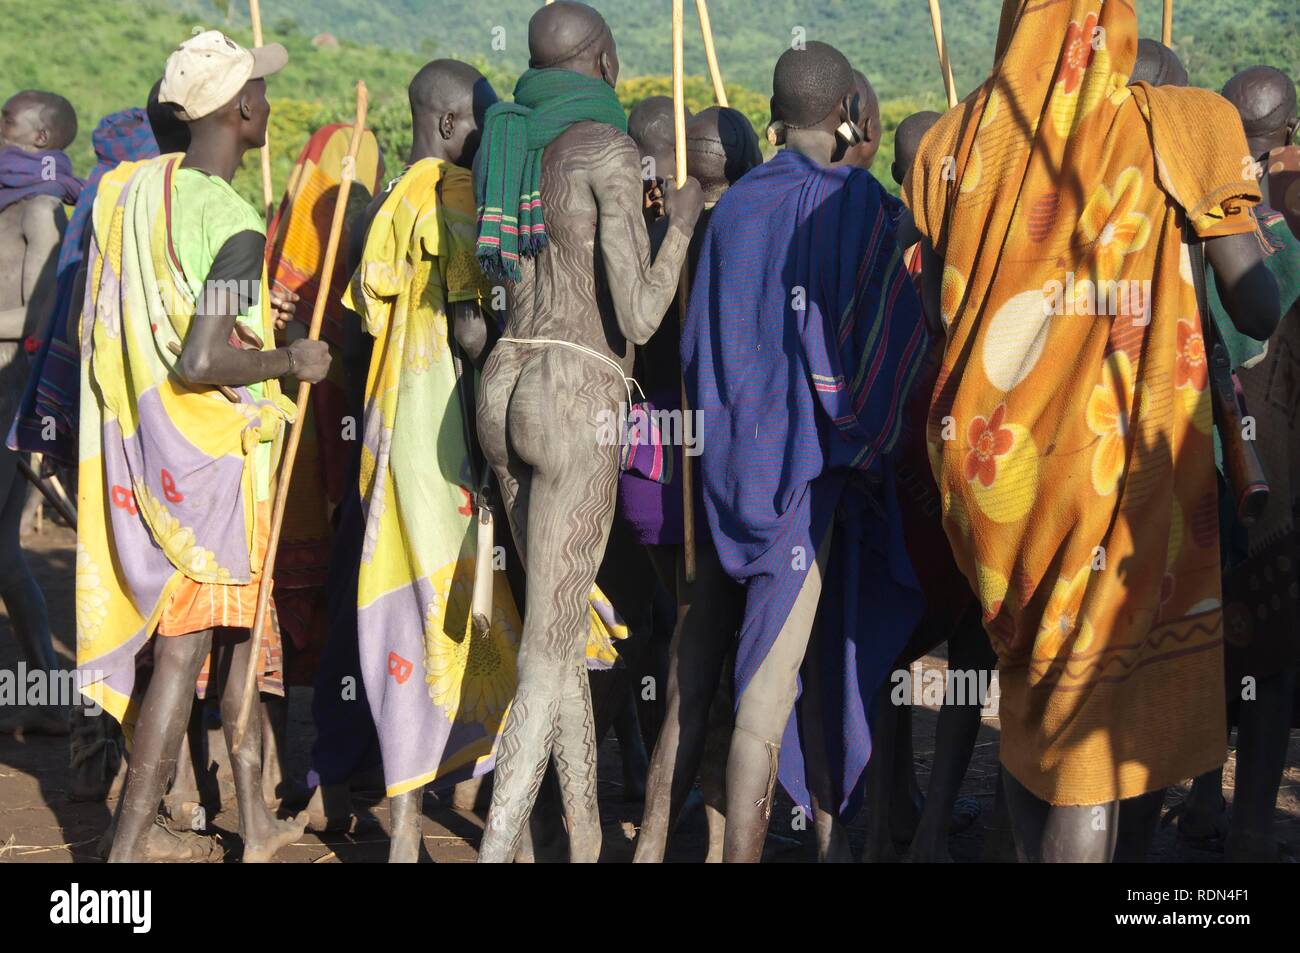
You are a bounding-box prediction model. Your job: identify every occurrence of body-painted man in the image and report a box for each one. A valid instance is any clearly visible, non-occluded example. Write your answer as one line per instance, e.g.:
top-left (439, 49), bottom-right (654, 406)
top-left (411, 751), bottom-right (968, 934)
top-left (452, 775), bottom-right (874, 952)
top-left (473, 1), bottom-right (702, 862)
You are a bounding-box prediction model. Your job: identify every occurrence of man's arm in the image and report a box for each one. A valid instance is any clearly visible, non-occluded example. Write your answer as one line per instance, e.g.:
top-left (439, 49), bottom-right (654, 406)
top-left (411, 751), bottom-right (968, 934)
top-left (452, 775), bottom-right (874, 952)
top-left (591, 132), bottom-right (702, 345)
top-left (176, 231), bottom-right (330, 387)
top-left (919, 237), bottom-right (944, 337)
top-left (451, 300), bottom-right (499, 369)
top-left (1205, 230), bottom-right (1281, 341)
top-left (0, 197), bottom-right (66, 339)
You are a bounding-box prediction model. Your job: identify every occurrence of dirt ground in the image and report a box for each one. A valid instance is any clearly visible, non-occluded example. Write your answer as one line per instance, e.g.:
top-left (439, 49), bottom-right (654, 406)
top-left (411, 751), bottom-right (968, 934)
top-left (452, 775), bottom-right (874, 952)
top-left (1, 522), bottom-right (1297, 863)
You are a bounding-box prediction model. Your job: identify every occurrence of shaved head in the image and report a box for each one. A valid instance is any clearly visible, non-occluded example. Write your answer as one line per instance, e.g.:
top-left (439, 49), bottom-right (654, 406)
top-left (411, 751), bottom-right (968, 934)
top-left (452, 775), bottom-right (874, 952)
top-left (1222, 66), bottom-right (1298, 150)
top-left (892, 110), bottom-right (941, 185)
top-left (1129, 39), bottom-right (1188, 88)
top-left (528, 0), bottom-right (618, 85)
top-left (2, 90), bottom-right (78, 151)
top-left (687, 106), bottom-right (762, 197)
top-left (410, 58), bottom-right (489, 114)
top-left (408, 59), bottom-right (497, 168)
top-left (628, 95), bottom-right (683, 167)
top-left (771, 41), bottom-right (853, 129)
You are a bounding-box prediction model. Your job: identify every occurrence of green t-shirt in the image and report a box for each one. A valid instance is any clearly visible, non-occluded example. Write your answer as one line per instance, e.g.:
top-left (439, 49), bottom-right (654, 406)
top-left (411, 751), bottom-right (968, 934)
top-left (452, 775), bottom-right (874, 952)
top-left (170, 167), bottom-right (275, 498)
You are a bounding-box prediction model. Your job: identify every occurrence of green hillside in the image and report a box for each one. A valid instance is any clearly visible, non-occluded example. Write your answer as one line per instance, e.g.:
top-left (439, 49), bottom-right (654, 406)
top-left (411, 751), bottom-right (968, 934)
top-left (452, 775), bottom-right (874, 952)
top-left (3, 1), bottom-right (1296, 207)
top-left (182, 0), bottom-right (1299, 102)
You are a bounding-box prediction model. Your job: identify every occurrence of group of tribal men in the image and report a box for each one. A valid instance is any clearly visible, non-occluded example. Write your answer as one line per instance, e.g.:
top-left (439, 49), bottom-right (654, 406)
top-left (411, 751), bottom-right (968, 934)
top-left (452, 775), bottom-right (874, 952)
top-left (1, 0), bottom-right (1298, 863)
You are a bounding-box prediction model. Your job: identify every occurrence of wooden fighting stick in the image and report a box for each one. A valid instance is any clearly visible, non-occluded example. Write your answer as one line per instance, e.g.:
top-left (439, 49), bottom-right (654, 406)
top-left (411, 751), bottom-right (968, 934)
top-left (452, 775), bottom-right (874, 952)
top-left (695, 0), bottom-right (728, 108)
top-left (249, 0), bottom-right (276, 222)
top-left (230, 81), bottom-right (369, 754)
top-left (671, 0), bottom-right (699, 584)
top-left (926, 0), bottom-right (959, 110)
top-left (16, 457), bottom-right (77, 528)
top-left (1162, 0), bottom-right (1173, 47)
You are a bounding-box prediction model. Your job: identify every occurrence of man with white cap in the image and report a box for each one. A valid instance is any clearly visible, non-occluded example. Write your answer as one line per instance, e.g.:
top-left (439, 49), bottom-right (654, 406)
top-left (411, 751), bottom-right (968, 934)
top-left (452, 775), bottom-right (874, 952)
top-left (77, 30), bottom-right (330, 862)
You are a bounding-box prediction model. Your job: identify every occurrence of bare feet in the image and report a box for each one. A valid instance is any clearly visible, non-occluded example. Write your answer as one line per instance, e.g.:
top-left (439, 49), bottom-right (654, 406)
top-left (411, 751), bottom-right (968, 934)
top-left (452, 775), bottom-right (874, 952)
top-left (142, 820), bottom-right (224, 862)
top-left (241, 811), bottom-right (308, 863)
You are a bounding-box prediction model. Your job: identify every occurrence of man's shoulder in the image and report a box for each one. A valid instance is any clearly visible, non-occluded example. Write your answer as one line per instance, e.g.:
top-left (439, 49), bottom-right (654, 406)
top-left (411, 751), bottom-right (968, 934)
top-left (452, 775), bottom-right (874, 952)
top-left (176, 168), bottom-right (264, 235)
top-left (553, 121), bottom-right (636, 160)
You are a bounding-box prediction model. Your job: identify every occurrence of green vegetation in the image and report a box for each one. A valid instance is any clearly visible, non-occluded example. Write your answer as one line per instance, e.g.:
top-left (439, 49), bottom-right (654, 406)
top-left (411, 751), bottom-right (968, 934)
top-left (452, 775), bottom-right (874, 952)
top-left (3, 1), bottom-right (1295, 205)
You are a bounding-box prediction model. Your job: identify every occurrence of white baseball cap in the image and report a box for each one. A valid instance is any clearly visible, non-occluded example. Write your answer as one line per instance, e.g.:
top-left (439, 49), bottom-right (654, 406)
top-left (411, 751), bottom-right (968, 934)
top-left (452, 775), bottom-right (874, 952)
top-left (159, 30), bottom-right (288, 122)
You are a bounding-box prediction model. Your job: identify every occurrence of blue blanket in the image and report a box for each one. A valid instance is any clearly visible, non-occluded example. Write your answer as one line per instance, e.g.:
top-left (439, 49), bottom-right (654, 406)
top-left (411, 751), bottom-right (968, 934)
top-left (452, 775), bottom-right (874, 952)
top-left (682, 149), bottom-right (928, 816)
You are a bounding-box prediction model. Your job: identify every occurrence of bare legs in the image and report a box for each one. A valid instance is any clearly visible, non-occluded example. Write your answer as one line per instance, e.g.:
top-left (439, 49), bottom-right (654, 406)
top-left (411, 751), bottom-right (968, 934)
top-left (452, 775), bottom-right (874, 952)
top-left (210, 631), bottom-right (308, 861)
top-left (1185, 669), bottom-right (1296, 860)
top-left (109, 628), bottom-right (305, 862)
top-left (1002, 768), bottom-right (1119, 863)
top-left (389, 786), bottom-right (424, 862)
top-left (723, 530), bottom-right (831, 863)
top-left (908, 608), bottom-right (995, 862)
top-left (634, 541), bottom-right (742, 862)
top-left (109, 630), bottom-right (212, 861)
top-left (476, 349), bottom-right (620, 863)
top-left (0, 446), bottom-right (60, 733)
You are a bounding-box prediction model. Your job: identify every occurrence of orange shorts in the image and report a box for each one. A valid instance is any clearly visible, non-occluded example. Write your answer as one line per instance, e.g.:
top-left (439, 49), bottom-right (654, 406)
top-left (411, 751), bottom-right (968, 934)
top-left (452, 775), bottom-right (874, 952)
top-left (158, 499), bottom-right (272, 636)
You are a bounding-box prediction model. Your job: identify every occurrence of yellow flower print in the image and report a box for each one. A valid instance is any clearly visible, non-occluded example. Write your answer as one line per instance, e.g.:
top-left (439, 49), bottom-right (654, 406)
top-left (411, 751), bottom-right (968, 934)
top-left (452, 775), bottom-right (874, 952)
top-left (1076, 167), bottom-right (1151, 283)
top-left (403, 262), bottom-right (447, 374)
top-left (75, 544), bottom-right (110, 651)
top-left (1085, 349), bottom-right (1139, 497)
top-left (423, 560), bottom-right (520, 728)
top-left (1035, 567), bottom-right (1094, 656)
top-left (133, 482), bottom-right (231, 582)
top-left (940, 266), bottom-right (966, 329)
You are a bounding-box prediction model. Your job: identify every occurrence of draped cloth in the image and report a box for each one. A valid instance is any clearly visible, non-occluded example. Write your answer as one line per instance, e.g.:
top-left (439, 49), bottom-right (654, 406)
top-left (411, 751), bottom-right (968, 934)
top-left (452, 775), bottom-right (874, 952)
top-left (344, 158), bottom-right (628, 797)
top-left (8, 109), bottom-right (157, 462)
top-left (0, 144), bottom-right (82, 213)
top-left (264, 123), bottom-right (384, 684)
top-left (683, 149), bottom-right (929, 816)
top-left (474, 68), bottom-right (628, 280)
top-left (904, 0), bottom-right (1261, 804)
top-left (75, 156), bottom-right (294, 728)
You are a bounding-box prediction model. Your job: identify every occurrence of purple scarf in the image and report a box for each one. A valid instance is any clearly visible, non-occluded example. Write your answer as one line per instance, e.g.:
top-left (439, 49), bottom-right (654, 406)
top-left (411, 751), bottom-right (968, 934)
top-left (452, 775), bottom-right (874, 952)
top-left (0, 145), bottom-right (82, 213)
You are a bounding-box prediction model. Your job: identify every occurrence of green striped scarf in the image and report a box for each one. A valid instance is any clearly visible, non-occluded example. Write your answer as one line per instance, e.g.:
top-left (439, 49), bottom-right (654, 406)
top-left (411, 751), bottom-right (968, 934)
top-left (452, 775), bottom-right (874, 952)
top-left (475, 68), bottom-right (628, 281)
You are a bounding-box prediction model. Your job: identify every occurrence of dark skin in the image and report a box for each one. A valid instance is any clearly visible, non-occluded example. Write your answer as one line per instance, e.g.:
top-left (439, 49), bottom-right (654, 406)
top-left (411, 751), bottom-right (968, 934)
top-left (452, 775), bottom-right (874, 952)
top-left (1176, 66), bottom-right (1300, 864)
top-left (832, 70), bottom-right (882, 172)
top-left (633, 106), bottom-right (758, 864)
top-left (175, 78), bottom-right (329, 388)
top-left (335, 60), bottom-right (500, 862)
top-left (1224, 67), bottom-right (1299, 206)
top-left (476, 0), bottom-right (702, 863)
top-left (111, 76), bottom-right (324, 863)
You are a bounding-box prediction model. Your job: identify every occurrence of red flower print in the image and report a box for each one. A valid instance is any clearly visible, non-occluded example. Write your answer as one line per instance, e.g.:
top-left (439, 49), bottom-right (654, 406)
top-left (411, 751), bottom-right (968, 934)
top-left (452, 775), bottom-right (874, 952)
top-left (1175, 319), bottom-right (1208, 391)
top-left (964, 404), bottom-right (1014, 488)
top-left (1057, 13), bottom-right (1099, 96)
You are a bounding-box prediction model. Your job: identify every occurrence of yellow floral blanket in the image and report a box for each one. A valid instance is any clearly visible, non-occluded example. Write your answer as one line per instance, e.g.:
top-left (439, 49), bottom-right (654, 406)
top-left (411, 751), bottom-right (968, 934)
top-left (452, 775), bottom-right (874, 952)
top-left (904, 0), bottom-right (1260, 804)
top-left (345, 158), bottom-right (625, 797)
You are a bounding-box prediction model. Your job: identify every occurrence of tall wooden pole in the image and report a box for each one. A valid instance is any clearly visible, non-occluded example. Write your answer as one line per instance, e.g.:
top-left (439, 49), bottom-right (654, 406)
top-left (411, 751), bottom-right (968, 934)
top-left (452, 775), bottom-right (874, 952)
top-left (672, 0), bottom-right (697, 583)
top-left (926, 0), bottom-right (959, 110)
top-left (695, 0), bottom-right (728, 107)
top-left (231, 82), bottom-right (369, 754)
top-left (1162, 0), bottom-right (1173, 47)
top-left (249, 0), bottom-right (276, 222)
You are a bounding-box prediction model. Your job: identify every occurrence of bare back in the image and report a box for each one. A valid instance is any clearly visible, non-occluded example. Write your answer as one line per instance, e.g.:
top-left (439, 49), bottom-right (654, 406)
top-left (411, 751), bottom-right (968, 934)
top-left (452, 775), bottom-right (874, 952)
top-left (502, 121), bottom-right (688, 374)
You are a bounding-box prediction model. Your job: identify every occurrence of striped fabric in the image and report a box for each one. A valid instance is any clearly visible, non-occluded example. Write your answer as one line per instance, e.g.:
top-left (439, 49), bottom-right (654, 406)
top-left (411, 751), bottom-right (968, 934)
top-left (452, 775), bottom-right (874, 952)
top-left (682, 149), bottom-right (929, 816)
top-left (474, 67), bottom-right (628, 280)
